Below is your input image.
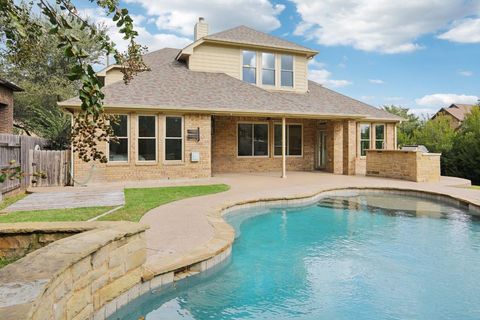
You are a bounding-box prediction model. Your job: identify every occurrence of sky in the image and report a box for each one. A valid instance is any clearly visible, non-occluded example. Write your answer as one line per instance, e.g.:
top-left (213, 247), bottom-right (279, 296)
top-left (76, 0), bottom-right (480, 116)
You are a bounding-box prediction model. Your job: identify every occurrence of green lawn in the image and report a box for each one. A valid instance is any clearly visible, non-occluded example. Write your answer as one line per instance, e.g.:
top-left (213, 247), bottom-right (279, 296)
top-left (0, 184), bottom-right (229, 223)
top-left (470, 185), bottom-right (480, 190)
top-left (0, 192), bottom-right (28, 212)
top-left (0, 257), bottom-right (19, 268)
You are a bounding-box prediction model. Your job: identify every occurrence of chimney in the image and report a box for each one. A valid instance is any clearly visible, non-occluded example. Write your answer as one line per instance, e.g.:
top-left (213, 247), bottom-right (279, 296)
top-left (194, 17), bottom-right (208, 41)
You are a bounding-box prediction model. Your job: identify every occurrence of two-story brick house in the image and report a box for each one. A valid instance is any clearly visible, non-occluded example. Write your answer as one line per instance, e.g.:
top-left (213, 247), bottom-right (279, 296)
top-left (0, 78), bottom-right (23, 134)
top-left (60, 18), bottom-right (402, 183)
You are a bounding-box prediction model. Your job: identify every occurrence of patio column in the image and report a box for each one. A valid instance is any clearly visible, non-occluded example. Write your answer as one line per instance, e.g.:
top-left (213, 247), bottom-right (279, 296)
top-left (282, 117), bottom-right (286, 178)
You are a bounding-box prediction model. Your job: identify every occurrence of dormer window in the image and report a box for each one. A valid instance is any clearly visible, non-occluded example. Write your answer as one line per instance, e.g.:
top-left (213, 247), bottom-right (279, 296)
top-left (242, 51), bottom-right (256, 84)
top-left (281, 55), bottom-right (294, 87)
top-left (262, 53), bottom-right (275, 86)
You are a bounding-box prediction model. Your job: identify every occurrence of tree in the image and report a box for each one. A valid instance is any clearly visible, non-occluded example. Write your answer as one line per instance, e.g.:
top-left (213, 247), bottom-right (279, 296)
top-left (0, 11), bottom-right (107, 149)
top-left (443, 106), bottom-right (480, 184)
top-left (413, 115), bottom-right (456, 154)
top-left (0, 0), bottom-right (147, 162)
top-left (381, 105), bottom-right (422, 146)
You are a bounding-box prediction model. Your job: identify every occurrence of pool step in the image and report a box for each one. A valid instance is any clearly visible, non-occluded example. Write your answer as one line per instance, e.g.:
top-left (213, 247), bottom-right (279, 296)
top-left (174, 269), bottom-right (200, 281)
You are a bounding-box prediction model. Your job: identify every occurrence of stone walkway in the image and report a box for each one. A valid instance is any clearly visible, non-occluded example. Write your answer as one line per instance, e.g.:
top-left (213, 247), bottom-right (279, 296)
top-left (4, 190), bottom-right (125, 212)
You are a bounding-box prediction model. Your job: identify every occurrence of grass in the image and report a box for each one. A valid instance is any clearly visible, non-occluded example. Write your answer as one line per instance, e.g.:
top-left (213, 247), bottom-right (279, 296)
top-left (0, 184), bottom-right (229, 223)
top-left (0, 257), bottom-right (19, 269)
top-left (99, 184), bottom-right (230, 222)
top-left (470, 185), bottom-right (480, 190)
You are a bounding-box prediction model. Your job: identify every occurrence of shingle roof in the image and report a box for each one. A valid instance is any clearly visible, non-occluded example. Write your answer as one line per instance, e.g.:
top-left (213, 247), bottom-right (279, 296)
top-left (204, 26), bottom-right (317, 55)
top-left (60, 48), bottom-right (400, 121)
top-left (0, 78), bottom-right (23, 92)
top-left (437, 104), bottom-right (475, 121)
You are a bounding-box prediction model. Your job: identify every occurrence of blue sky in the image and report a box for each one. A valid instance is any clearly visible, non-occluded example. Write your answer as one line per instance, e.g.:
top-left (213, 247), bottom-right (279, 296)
top-left (77, 0), bottom-right (480, 116)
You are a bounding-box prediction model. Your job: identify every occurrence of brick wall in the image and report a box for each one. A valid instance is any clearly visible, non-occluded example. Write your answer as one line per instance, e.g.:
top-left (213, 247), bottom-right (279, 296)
top-left (0, 86), bottom-right (14, 134)
top-left (366, 150), bottom-right (441, 182)
top-left (74, 113), bottom-right (212, 183)
top-left (211, 116), bottom-right (317, 173)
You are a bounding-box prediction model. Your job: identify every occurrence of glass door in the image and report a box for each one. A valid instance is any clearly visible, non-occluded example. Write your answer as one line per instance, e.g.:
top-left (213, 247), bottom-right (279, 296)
top-left (316, 131), bottom-right (327, 170)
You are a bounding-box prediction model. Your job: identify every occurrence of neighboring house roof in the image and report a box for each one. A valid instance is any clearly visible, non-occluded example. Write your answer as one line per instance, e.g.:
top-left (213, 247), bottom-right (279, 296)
top-left (0, 78), bottom-right (23, 92)
top-left (433, 103), bottom-right (475, 122)
top-left (204, 25), bottom-right (318, 55)
top-left (59, 48), bottom-right (401, 122)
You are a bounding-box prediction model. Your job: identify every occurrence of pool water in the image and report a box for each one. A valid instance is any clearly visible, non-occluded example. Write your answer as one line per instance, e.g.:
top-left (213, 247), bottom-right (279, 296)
top-left (110, 192), bottom-right (480, 320)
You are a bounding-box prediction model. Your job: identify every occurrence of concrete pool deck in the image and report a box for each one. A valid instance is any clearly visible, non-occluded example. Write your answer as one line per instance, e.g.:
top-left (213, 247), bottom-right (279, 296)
top-left (135, 172), bottom-right (479, 269)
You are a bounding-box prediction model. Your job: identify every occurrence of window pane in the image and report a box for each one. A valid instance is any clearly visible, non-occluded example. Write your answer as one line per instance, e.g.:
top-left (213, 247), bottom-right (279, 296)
top-left (254, 124), bottom-right (268, 156)
top-left (376, 140), bottom-right (384, 150)
top-left (238, 124), bottom-right (253, 156)
top-left (138, 139), bottom-right (156, 161)
top-left (243, 67), bottom-right (256, 84)
top-left (360, 124), bottom-right (370, 140)
top-left (375, 124), bottom-right (385, 140)
top-left (166, 117), bottom-right (182, 138)
top-left (262, 53), bottom-right (275, 69)
top-left (262, 69), bottom-right (275, 86)
top-left (281, 71), bottom-right (293, 87)
top-left (288, 125), bottom-right (302, 155)
top-left (274, 124), bottom-right (282, 156)
top-left (109, 138), bottom-right (128, 161)
top-left (139, 116), bottom-right (156, 137)
top-left (243, 51), bottom-right (256, 66)
top-left (165, 139), bottom-right (182, 160)
top-left (361, 141), bottom-right (370, 156)
top-left (281, 55), bottom-right (293, 70)
top-left (112, 115), bottom-right (128, 137)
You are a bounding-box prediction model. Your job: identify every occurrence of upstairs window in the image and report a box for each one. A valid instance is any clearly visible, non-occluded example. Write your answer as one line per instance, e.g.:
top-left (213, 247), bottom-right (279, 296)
top-left (138, 115), bottom-right (157, 161)
top-left (109, 115), bottom-right (129, 162)
top-left (281, 55), bottom-right (294, 87)
top-left (242, 51), bottom-right (256, 84)
top-left (262, 53), bottom-right (275, 86)
top-left (238, 123), bottom-right (269, 157)
top-left (360, 124), bottom-right (371, 156)
top-left (274, 124), bottom-right (302, 156)
top-left (165, 116), bottom-right (183, 161)
top-left (375, 124), bottom-right (385, 149)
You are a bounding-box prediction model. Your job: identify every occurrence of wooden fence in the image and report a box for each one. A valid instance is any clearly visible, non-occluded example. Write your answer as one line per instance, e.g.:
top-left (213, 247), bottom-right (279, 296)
top-left (29, 149), bottom-right (71, 187)
top-left (0, 134), bottom-right (71, 193)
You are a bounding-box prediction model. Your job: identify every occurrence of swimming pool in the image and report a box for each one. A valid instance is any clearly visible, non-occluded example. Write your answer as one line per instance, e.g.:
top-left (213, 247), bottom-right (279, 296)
top-left (110, 191), bottom-right (480, 320)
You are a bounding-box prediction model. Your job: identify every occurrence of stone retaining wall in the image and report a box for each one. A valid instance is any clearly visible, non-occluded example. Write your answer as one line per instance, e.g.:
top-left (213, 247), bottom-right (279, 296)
top-left (0, 222), bottom-right (148, 320)
top-left (366, 150), bottom-right (441, 182)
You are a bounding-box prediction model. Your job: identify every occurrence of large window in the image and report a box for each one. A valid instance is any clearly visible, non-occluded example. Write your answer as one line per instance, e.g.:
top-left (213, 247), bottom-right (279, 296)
top-left (238, 123), bottom-right (269, 157)
top-left (165, 116), bottom-right (183, 161)
top-left (375, 124), bottom-right (385, 149)
top-left (274, 124), bottom-right (302, 156)
top-left (138, 115), bottom-right (157, 161)
top-left (360, 124), bottom-right (371, 156)
top-left (262, 53), bottom-right (275, 86)
top-left (109, 115), bottom-right (129, 162)
top-left (280, 55), bottom-right (294, 87)
top-left (242, 51), bottom-right (256, 84)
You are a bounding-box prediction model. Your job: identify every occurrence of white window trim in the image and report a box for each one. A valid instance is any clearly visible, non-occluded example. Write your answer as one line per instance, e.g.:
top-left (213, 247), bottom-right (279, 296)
top-left (374, 123), bottom-right (386, 150)
top-left (241, 50), bottom-right (257, 85)
top-left (280, 54), bottom-right (295, 89)
top-left (237, 121), bottom-right (270, 158)
top-left (261, 52), bottom-right (276, 87)
top-left (136, 114), bottom-right (158, 164)
top-left (358, 123), bottom-right (371, 158)
top-left (273, 122), bottom-right (303, 157)
top-left (164, 115), bottom-right (184, 163)
top-left (107, 114), bottom-right (130, 164)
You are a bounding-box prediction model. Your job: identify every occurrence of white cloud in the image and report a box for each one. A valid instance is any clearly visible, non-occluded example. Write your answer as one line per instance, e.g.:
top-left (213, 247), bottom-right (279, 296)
top-left (292, 0), bottom-right (479, 53)
top-left (308, 58), bottom-right (326, 69)
top-left (123, 0), bottom-right (285, 36)
top-left (369, 79), bottom-right (384, 84)
top-left (79, 8), bottom-right (191, 54)
top-left (458, 70), bottom-right (474, 77)
top-left (360, 95), bottom-right (375, 101)
top-left (438, 18), bottom-right (480, 43)
top-left (309, 68), bottom-right (352, 88)
top-left (415, 93), bottom-right (478, 107)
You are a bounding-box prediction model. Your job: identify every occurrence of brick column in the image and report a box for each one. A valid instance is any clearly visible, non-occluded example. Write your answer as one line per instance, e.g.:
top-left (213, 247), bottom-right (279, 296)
top-left (326, 120), bottom-right (343, 174)
top-left (343, 120), bottom-right (356, 175)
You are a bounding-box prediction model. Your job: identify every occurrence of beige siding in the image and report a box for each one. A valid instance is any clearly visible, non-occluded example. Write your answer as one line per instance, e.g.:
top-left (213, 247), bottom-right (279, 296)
top-left (189, 44), bottom-right (241, 78)
top-left (104, 69), bottom-right (124, 86)
top-left (188, 43), bottom-right (309, 93)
